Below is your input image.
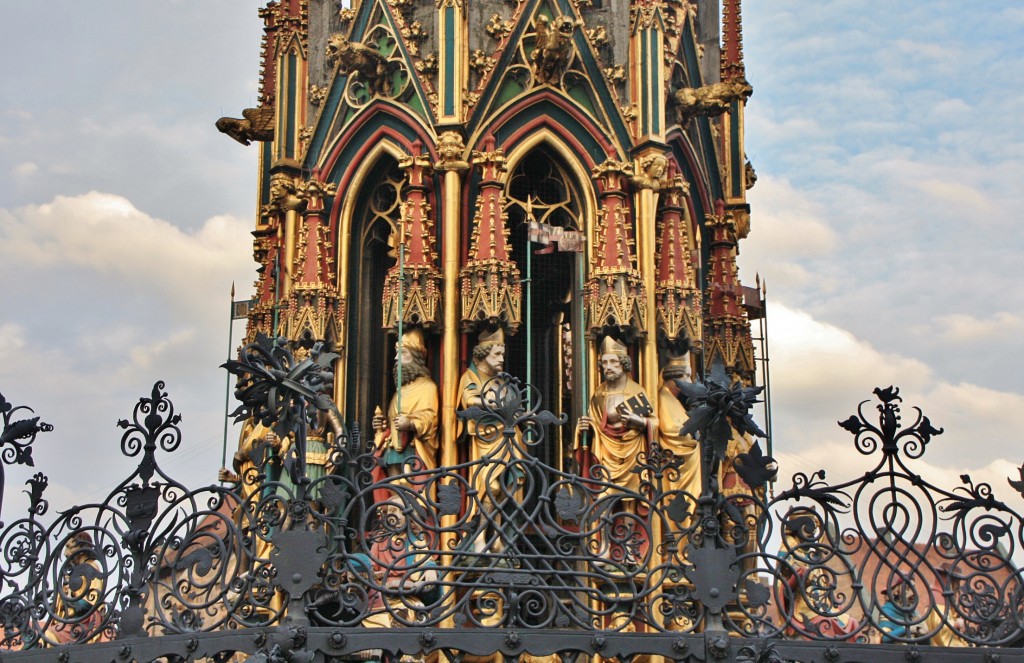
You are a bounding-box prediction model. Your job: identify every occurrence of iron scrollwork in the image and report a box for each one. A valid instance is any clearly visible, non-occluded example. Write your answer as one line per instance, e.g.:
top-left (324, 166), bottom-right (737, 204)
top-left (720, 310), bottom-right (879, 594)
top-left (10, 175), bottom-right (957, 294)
top-left (0, 391), bottom-right (53, 518)
top-left (0, 367), bottom-right (1022, 660)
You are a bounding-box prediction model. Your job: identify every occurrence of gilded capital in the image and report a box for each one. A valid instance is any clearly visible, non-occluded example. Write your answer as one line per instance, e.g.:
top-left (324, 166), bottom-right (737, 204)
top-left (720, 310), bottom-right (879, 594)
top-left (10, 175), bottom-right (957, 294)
top-left (471, 139), bottom-right (507, 181)
top-left (661, 172), bottom-right (691, 207)
top-left (267, 173), bottom-right (306, 214)
top-left (592, 159), bottom-right (632, 192)
top-left (300, 179), bottom-right (338, 209)
top-left (433, 132), bottom-right (470, 173)
top-left (630, 154), bottom-right (668, 191)
top-left (399, 152), bottom-right (433, 178)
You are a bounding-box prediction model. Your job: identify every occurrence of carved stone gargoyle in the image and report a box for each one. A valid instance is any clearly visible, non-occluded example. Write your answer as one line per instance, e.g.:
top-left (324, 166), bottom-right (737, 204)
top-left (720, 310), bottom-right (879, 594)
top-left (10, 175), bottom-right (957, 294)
top-left (215, 107), bottom-right (275, 146)
top-left (672, 80), bottom-right (753, 122)
top-left (530, 15), bottom-right (581, 86)
top-left (326, 34), bottom-right (392, 96)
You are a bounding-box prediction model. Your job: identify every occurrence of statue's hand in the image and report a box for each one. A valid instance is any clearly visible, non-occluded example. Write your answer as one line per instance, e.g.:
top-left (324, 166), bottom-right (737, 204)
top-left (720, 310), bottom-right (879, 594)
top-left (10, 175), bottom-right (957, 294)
top-left (219, 468), bottom-right (240, 483)
top-left (394, 415), bottom-right (414, 431)
top-left (624, 413), bottom-right (646, 430)
top-left (263, 431), bottom-right (281, 450)
top-left (576, 415), bottom-right (592, 436)
top-left (372, 413), bottom-right (386, 432)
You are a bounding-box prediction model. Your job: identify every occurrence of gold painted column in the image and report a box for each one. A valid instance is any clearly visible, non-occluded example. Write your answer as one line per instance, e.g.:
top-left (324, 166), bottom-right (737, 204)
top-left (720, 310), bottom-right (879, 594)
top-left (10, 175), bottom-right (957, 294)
top-left (268, 173), bottom-right (306, 306)
top-left (433, 133), bottom-right (470, 470)
top-left (630, 155), bottom-right (667, 399)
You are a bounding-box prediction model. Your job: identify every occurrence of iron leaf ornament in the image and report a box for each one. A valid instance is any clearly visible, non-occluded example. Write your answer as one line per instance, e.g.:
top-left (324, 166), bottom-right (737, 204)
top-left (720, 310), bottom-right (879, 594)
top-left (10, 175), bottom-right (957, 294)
top-left (223, 334), bottom-right (340, 487)
top-left (733, 441), bottom-right (778, 490)
top-left (839, 384), bottom-right (944, 459)
top-left (456, 372), bottom-right (566, 448)
top-left (223, 334), bottom-right (340, 430)
top-left (674, 361), bottom-right (766, 462)
top-left (0, 391), bottom-right (52, 467)
top-left (1008, 463), bottom-right (1024, 498)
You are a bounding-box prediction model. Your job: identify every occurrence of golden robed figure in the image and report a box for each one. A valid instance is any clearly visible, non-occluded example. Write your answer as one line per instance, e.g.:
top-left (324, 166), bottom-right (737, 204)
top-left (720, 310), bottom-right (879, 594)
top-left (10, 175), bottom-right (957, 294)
top-left (576, 335), bottom-right (658, 498)
top-left (372, 328), bottom-right (439, 482)
top-left (457, 326), bottom-right (524, 554)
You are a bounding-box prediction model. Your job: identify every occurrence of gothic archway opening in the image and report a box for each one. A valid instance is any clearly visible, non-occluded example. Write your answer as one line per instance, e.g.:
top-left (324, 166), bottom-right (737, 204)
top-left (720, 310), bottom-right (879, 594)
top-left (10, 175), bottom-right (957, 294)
top-left (345, 157), bottom-right (404, 437)
top-left (505, 147), bottom-right (587, 469)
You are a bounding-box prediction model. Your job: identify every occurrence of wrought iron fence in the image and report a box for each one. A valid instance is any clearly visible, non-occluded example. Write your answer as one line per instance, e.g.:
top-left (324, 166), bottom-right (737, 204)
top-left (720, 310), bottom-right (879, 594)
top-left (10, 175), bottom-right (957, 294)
top-left (0, 340), bottom-right (1021, 661)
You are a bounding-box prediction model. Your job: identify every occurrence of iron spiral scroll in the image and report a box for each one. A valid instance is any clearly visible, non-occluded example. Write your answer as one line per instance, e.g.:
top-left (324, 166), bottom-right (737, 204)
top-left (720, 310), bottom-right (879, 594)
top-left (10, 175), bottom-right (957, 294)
top-left (0, 367), bottom-right (1021, 660)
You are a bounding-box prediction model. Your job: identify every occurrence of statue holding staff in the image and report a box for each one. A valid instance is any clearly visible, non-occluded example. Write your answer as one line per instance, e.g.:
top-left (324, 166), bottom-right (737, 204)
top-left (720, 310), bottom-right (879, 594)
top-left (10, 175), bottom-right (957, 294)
top-left (372, 328), bottom-right (439, 480)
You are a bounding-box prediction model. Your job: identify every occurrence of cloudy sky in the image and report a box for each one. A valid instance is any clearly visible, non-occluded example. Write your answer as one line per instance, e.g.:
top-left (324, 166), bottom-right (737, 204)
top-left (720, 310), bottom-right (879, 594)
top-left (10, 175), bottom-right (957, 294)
top-left (1, 1), bottom-right (1022, 519)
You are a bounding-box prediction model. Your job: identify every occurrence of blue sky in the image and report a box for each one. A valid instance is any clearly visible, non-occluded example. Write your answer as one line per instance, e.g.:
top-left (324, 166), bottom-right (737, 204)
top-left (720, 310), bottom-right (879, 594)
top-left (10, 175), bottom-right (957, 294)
top-left (1, 1), bottom-right (1022, 515)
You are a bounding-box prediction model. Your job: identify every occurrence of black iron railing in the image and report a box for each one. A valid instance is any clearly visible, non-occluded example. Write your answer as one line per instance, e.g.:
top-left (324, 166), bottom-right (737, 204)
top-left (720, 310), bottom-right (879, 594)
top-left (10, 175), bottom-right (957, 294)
top-left (0, 340), bottom-right (1020, 661)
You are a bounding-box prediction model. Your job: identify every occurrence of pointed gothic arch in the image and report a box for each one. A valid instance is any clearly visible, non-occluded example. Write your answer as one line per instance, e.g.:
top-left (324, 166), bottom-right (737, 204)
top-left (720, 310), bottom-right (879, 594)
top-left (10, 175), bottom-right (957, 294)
top-left (501, 135), bottom-right (596, 467)
top-left (332, 142), bottom-right (409, 433)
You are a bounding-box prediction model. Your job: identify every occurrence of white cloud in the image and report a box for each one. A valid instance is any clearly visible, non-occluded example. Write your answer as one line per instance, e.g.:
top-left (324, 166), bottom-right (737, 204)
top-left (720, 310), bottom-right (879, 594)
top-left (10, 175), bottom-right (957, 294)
top-left (930, 312), bottom-right (1024, 343)
top-left (746, 176), bottom-right (838, 256)
top-left (928, 98), bottom-right (972, 121)
top-left (911, 179), bottom-right (999, 220)
top-left (739, 176), bottom-right (839, 290)
top-left (767, 303), bottom-right (931, 418)
top-left (0, 192), bottom-right (251, 303)
top-left (765, 302), bottom-right (1024, 475)
top-left (998, 7), bottom-right (1024, 24)
top-left (0, 324), bottom-right (27, 357)
top-left (0, 192), bottom-right (255, 518)
top-left (11, 162), bottom-right (38, 178)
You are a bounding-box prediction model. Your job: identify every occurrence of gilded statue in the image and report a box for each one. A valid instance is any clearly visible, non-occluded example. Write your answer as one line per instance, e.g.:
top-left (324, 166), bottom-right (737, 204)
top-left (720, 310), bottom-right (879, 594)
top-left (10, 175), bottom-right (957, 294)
top-left (630, 154), bottom-right (668, 190)
top-left (576, 335), bottom-right (657, 498)
top-left (326, 34), bottom-right (391, 96)
top-left (372, 329), bottom-right (439, 482)
top-left (219, 421), bottom-right (280, 562)
top-left (925, 566), bottom-right (968, 647)
top-left (215, 107), bottom-right (275, 146)
top-left (656, 349), bottom-right (700, 527)
top-left (434, 131), bottom-right (470, 172)
top-left (266, 172), bottom-right (306, 214)
top-left (575, 336), bottom-right (657, 566)
top-left (531, 16), bottom-right (581, 86)
top-left (457, 327), bottom-right (523, 554)
top-left (275, 345), bottom-right (346, 507)
top-left (219, 421), bottom-right (280, 494)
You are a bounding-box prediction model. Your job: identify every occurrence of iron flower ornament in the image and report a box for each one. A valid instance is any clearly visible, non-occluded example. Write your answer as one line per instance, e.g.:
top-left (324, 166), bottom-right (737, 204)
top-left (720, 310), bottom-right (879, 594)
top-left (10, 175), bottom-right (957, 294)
top-left (673, 361), bottom-right (766, 468)
top-left (222, 334), bottom-right (340, 487)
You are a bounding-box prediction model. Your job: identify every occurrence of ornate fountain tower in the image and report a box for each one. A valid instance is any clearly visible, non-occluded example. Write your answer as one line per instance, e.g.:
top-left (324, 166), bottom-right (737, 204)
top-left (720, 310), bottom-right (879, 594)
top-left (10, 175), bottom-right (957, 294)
top-left (220, 0), bottom-right (759, 466)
